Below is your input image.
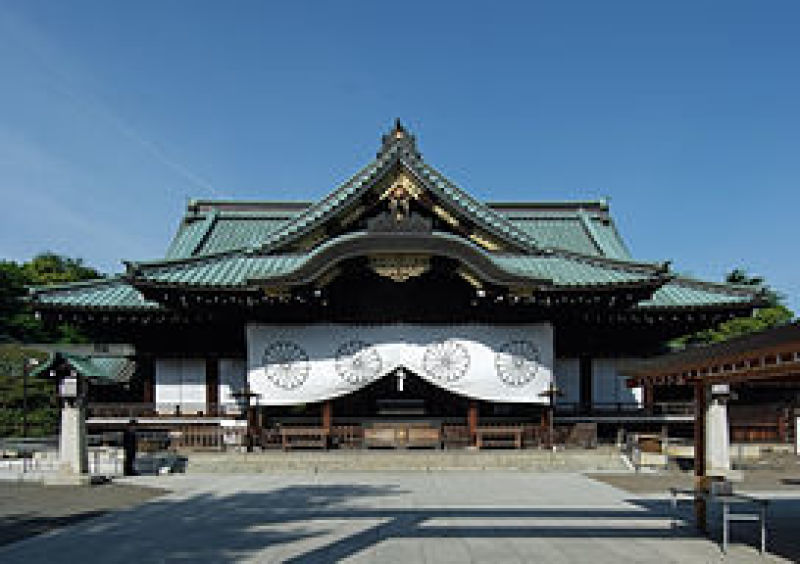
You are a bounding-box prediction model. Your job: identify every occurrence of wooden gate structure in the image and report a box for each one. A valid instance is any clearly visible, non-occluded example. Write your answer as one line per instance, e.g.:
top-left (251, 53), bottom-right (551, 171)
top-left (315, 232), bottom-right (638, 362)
top-left (624, 321), bottom-right (800, 528)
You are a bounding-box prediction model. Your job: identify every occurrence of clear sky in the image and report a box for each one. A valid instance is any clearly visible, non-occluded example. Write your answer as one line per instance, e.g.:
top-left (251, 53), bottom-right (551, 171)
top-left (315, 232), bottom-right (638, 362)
top-left (1, 1), bottom-right (798, 312)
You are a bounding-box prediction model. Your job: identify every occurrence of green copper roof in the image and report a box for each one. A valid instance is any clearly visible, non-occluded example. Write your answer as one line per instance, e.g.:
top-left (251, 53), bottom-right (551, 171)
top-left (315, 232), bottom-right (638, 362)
top-left (31, 352), bottom-right (135, 384)
top-left (32, 278), bottom-right (161, 310)
top-left (636, 278), bottom-right (756, 309)
top-left (415, 162), bottom-right (541, 251)
top-left (133, 254), bottom-right (302, 287)
top-left (493, 255), bottom-right (652, 286)
top-left (508, 218), bottom-right (601, 257)
top-left (165, 201), bottom-right (632, 262)
top-left (129, 230), bottom-right (660, 289)
top-left (164, 212), bottom-right (216, 259)
top-left (253, 141), bottom-right (543, 254)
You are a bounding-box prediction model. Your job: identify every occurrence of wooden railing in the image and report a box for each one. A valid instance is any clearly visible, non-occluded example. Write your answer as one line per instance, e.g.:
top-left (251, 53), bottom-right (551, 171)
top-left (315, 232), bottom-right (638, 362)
top-left (88, 403), bottom-right (244, 418)
top-left (554, 402), bottom-right (695, 417)
top-left (137, 426), bottom-right (247, 451)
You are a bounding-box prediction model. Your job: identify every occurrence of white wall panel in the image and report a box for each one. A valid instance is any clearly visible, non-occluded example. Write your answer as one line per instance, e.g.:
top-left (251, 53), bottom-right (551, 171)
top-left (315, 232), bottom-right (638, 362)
top-left (155, 359), bottom-right (182, 412)
top-left (180, 359), bottom-right (207, 408)
top-left (154, 358), bottom-right (206, 413)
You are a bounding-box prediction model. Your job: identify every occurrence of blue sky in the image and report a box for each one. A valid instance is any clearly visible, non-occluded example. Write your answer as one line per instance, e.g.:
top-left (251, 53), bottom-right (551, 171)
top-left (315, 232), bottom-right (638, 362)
top-left (0, 1), bottom-right (798, 312)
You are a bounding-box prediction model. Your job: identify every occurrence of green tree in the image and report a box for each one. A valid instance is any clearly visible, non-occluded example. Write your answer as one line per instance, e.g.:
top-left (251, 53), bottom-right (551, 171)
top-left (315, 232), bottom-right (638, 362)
top-left (0, 254), bottom-right (103, 436)
top-left (22, 253), bottom-right (101, 285)
top-left (0, 253), bottom-right (103, 343)
top-left (672, 269), bottom-right (794, 348)
top-left (0, 344), bottom-right (55, 437)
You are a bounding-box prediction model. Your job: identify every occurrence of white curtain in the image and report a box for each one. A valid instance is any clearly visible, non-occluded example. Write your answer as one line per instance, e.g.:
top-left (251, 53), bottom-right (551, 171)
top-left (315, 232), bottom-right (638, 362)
top-left (246, 323), bottom-right (553, 406)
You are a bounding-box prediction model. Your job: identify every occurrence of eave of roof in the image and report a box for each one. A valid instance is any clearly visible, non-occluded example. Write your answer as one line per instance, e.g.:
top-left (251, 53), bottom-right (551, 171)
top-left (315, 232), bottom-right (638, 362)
top-left (126, 230), bottom-right (668, 291)
top-left (30, 351), bottom-right (135, 384)
top-left (29, 277), bottom-right (162, 311)
top-left (633, 276), bottom-right (762, 311)
top-left (621, 321), bottom-right (800, 380)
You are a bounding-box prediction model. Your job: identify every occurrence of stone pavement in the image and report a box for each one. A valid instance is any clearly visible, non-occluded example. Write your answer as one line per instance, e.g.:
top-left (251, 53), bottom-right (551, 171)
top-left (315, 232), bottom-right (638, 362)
top-left (0, 482), bottom-right (165, 547)
top-left (1, 472), bottom-right (796, 563)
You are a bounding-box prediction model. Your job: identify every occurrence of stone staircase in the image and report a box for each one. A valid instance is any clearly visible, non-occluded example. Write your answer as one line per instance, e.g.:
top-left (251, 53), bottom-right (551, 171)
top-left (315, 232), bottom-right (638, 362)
top-left (184, 446), bottom-right (628, 473)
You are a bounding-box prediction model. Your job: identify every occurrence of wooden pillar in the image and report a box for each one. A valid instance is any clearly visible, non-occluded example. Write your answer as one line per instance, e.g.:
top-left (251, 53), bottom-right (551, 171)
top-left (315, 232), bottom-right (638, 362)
top-left (205, 358), bottom-right (219, 416)
top-left (322, 401), bottom-right (332, 433)
top-left (643, 383), bottom-right (654, 413)
top-left (540, 407), bottom-right (552, 447)
top-left (579, 356), bottom-right (592, 413)
top-left (141, 356), bottom-right (155, 406)
top-left (777, 408), bottom-right (788, 443)
top-left (468, 400), bottom-right (479, 444)
top-left (694, 380), bottom-right (708, 533)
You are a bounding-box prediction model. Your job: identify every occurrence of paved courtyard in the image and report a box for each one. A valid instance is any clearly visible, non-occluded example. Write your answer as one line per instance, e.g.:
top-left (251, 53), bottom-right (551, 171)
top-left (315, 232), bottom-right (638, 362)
top-left (1, 472), bottom-right (797, 563)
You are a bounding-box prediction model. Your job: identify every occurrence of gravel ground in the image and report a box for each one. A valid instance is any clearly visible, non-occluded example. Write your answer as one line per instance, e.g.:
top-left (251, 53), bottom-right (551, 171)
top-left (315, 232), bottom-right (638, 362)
top-left (0, 482), bottom-right (166, 547)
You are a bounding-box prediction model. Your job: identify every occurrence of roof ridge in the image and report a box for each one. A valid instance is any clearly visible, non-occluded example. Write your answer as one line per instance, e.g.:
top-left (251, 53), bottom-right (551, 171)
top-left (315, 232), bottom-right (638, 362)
top-left (254, 145), bottom-right (401, 253)
top-left (414, 161), bottom-right (540, 252)
top-left (488, 200), bottom-right (609, 210)
top-left (187, 210), bottom-right (219, 256)
top-left (576, 209), bottom-right (607, 256)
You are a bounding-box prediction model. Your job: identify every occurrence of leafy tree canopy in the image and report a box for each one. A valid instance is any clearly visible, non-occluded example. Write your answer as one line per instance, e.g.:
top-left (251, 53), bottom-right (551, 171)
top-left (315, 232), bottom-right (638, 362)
top-left (22, 252), bottom-right (102, 285)
top-left (671, 268), bottom-right (794, 348)
top-left (0, 252), bottom-right (103, 343)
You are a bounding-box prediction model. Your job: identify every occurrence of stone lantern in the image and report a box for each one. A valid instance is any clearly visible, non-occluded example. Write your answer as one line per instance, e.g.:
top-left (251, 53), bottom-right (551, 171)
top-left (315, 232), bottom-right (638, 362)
top-left (46, 368), bottom-right (91, 485)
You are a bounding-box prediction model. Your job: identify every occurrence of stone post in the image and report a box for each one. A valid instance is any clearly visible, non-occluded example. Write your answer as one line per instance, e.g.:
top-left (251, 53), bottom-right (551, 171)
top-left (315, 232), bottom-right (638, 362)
top-left (705, 384), bottom-right (731, 477)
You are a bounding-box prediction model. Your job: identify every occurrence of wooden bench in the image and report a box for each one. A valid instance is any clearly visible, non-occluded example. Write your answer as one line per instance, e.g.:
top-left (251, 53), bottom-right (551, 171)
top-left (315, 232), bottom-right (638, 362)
top-left (280, 427), bottom-right (329, 450)
top-left (475, 426), bottom-right (523, 449)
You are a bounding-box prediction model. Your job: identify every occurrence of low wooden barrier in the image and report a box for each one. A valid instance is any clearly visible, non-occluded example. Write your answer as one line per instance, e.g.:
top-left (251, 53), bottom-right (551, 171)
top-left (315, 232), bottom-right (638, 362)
top-left (280, 427), bottom-right (329, 450)
top-left (475, 426), bottom-right (523, 449)
top-left (364, 422), bottom-right (441, 449)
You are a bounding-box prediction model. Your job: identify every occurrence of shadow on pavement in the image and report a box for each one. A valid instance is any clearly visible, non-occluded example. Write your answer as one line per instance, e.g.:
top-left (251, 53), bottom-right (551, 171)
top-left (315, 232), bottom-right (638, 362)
top-left (630, 497), bottom-right (800, 563)
top-left (2, 482), bottom-right (798, 563)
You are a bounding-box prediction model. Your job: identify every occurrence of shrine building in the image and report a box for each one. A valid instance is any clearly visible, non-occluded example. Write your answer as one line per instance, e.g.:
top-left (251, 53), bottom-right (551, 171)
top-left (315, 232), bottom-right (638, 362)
top-left (28, 121), bottom-right (762, 448)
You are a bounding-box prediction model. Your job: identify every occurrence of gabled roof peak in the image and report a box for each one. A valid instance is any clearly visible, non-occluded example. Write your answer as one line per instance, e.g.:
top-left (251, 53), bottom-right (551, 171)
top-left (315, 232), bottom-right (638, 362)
top-left (379, 118), bottom-right (420, 159)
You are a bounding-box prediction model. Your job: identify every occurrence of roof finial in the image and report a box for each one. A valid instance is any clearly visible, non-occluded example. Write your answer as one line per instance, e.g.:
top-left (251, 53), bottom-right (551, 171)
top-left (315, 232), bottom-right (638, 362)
top-left (379, 118), bottom-right (419, 158)
top-left (392, 118), bottom-right (406, 139)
